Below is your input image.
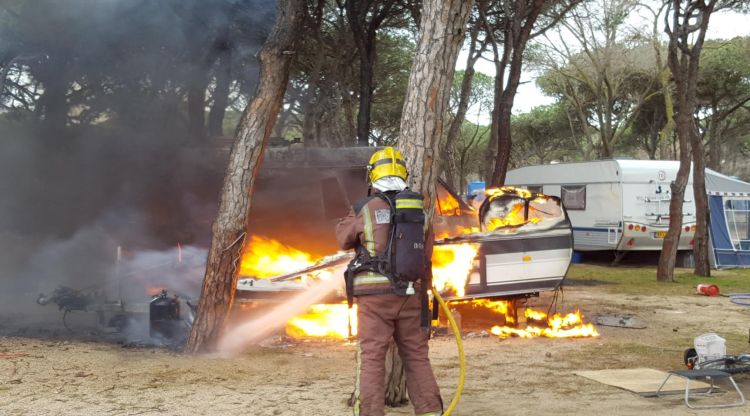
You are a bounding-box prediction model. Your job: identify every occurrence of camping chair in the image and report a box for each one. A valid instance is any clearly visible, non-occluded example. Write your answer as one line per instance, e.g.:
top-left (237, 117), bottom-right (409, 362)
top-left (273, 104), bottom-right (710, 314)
top-left (655, 369), bottom-right (745, 409)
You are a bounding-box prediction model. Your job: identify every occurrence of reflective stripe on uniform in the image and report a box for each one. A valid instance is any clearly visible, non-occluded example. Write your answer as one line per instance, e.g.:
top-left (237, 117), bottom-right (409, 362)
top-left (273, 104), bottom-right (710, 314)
top-left (395, 199), bottom-right (423, 209)
top-left (371, 157), bottom-right (406, 167)
top-left (353, 340), bottom-right (362, 416)
top-left (353, 274), bottom-right (391, 285)
top-left (361, 204), bottom-right (376, 256)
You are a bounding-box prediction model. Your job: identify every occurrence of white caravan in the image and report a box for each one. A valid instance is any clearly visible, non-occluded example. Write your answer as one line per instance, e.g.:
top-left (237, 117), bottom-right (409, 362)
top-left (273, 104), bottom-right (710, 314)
top-left (505, 160), bottom-right (696, 253)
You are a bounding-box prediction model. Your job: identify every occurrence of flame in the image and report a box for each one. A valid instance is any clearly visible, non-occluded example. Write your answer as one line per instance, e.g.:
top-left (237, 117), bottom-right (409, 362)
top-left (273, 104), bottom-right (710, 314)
top-left (486, 203), bottom-right (540, 231)
top-left (239, 236), bottom-right (316, 278)
top-left (483, 187), bottom-right (550, 232)
top-left (449, 300), bottom-right (599, 339)
top-left (437, 188), bottom-right (462, 216)
top-left (450, 299), bottom-right (515, 324)
top-left (489, 308), bottom-right (599, 339)
top-left (431, 243), bottom-right (479, 297)
top-left (286, 303), bottom-right (357, 339)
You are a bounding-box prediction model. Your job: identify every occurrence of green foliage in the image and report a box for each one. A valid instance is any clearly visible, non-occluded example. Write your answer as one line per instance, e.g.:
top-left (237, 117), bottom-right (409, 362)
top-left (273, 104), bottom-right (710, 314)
top-left (698, 37), bottom-right (750, 105)
top-left (511, 103), bottom-right (581, 165)
top-left (370, 33), bottom-right (416, 144)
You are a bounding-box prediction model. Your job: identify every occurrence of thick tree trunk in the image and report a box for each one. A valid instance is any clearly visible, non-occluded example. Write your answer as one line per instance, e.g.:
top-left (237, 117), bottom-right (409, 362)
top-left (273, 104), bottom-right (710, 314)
top-left (185, 0), bottom-right (305, 353)
top-left (489, 98), bottom-right (513, 186)
top-left (390, 0), bottom-right (472, 404)
top-left (657, 113), bottom-right (691, 282)
top-left (36, 56), bottom-right (69, 132)
top-left (691, 133), bottom-right (711, 276)
top-left (485, 1), bottom-right (546, 186)
top-left (444, 22), bottom-right (481, 190)
top-left (657, 0), bottom-right (716, 282)
top-left (345, 0), bottom-right (396, 146)
top-left (208, 49), bottom-right (233, 137)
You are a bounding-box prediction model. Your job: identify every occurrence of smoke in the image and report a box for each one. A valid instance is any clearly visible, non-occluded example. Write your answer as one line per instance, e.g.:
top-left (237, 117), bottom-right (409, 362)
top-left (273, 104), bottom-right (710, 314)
top-left (0, 0), bottom-right (277, 332)
top-left (217, 267), bottom-right (346, 356)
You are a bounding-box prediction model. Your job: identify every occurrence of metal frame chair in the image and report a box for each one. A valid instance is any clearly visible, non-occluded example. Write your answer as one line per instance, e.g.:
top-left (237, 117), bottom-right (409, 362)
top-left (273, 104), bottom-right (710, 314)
top-left (655, 369), bottom-right (745, 409)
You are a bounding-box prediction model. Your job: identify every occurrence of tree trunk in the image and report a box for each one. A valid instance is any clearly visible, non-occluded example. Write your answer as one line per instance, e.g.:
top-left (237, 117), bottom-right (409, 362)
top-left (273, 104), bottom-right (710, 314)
top-left (185, 0), bottom-right (305, 353)
top-left (490, 98), bottom-right (513, 186)
top-left (390, 0), bottom-right (472, 404)
top-left (485, 1), bottom-right (547, 186)
top-left (35, 55), bottom-right (69, 132)
top-left (657, 0), bottom-right (717, 282)
top-left (355, 42), bottom-right (376, 146)
top-left (384, 342), bottom-right (408, 407)
top-left (187, 67), bottom-right (210, 140)
top-left (345, 0), bottom-right (395, 147)
top-left (657, 112), bottom-right (691, 282)
top-left (445, 22), bottom-right (481, 190)
top-left (208, 48), bottom-right (233, 137)
top-left (691, 132), bottom-right (711, 276)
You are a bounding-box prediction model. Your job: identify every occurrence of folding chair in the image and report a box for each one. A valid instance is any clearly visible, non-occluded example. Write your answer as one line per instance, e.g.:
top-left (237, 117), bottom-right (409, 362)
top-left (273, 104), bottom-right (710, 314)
top-left (655, 369), bottom-right (745, 409)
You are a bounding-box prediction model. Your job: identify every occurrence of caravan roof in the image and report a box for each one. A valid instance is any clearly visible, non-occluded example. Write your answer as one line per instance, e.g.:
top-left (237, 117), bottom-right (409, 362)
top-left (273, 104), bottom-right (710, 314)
top-left (507, 159), bottom-right (750, 195)
top-left (506, 159), bottom-right (684, 185)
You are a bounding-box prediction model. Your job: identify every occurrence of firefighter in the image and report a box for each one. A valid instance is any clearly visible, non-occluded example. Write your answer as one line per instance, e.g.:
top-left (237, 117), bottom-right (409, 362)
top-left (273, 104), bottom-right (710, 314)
top-left (335, 147), bottom-right (442, 416)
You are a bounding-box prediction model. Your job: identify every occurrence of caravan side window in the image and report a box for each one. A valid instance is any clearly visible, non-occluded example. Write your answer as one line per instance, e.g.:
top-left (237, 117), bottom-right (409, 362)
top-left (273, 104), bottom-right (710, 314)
top-left (561, 185), bottom-right (586, 210)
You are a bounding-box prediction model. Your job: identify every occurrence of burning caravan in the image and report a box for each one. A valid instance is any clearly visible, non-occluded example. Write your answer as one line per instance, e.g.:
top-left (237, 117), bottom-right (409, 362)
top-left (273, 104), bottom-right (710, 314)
top-left (436, 187), bottom-right (572, 301)
top-left (234, 147), bottom-right (572, 304)
top-left (505, 160), bottom-right (698, 259)
top-left (237, 186), bottom-right (573, 304)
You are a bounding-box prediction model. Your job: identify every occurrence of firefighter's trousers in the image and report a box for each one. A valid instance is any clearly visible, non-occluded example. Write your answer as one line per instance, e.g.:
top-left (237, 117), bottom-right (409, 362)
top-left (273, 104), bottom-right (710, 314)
top-left (354, 293), bottom-right (442, 416)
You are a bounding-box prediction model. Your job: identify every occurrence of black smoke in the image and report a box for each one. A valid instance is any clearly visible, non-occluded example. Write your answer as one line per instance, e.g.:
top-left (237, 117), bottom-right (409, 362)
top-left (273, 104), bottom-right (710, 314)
top-left (0, 0), bottom-right (276, 329)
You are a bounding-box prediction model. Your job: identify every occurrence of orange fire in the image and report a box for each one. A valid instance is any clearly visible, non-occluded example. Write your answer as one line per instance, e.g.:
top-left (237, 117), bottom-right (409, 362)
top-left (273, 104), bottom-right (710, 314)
top-left (483, 187), bottom-right (549, 232)
top-left (286, 303), bottom-right (357, 339)
top-left (489, 307), bottom-right (598, 339)
top-left (449, 299), bottom-right (597, 338)
top-left (239, 236), bottom-right (316, 278)
top-left (485, 202), bottom-right (537, 230)
top-left (431, 243), bottom-right (479, 297)
top-left (437, 187), bottom-right (462, 216)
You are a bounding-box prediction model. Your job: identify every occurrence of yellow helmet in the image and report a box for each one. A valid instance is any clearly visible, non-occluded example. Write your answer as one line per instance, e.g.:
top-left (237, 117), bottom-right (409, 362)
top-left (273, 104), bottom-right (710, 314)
top-left (367, 146), bottom-right (408, 183)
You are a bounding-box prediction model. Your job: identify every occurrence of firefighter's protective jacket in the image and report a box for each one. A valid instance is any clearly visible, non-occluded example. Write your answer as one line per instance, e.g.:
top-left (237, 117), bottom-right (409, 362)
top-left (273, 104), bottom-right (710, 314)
top-left (335, 191), bottom-right (433, 297)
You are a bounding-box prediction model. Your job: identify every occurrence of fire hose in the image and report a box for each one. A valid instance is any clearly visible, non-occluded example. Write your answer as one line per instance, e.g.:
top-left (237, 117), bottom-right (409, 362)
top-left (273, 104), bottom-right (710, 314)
top-left (432, 289), bottom-right (466, 416)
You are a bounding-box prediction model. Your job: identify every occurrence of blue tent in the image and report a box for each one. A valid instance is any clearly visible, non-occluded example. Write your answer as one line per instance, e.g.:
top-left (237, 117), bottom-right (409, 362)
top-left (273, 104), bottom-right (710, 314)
top-left (706, 170), bottom-right (750, 268)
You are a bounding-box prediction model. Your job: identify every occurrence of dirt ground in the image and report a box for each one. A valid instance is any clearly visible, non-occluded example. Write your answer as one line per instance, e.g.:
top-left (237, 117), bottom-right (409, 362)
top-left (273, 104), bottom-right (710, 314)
top-left (2, 276), bottom-right (750, 416)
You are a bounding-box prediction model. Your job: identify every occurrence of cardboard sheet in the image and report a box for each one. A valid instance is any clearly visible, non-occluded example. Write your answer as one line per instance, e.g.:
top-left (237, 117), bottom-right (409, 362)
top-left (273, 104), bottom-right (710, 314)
top-left (574, 368), bottom-right (712, 396)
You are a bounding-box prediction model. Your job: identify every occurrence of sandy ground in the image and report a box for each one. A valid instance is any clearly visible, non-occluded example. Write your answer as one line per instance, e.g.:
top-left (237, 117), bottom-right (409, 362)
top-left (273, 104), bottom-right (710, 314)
top-left (2, 283), bottom-right (750, 416)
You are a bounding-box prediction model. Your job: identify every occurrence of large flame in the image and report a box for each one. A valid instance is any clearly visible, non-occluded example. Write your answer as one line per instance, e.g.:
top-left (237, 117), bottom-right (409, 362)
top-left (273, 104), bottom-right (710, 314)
top-left (482, 188), bottom-right (553, 232)
top-left (239, 236), bottom-right (316, 278)
top-left (437, 187), bottom-right (462, 216)
top-left (286, 303), bottom-right (357, 339)
top-left (486, 202), bottom-right (535, 230)
top-left (488, 304), bottom-right (598, 339)
top-left (431, 243), bottom-right (479, 297)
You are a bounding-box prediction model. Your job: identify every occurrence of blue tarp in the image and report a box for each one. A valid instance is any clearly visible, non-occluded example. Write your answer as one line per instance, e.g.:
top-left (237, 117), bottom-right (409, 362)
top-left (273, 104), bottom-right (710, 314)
top-left (709, 195), bottom-right (750, 267)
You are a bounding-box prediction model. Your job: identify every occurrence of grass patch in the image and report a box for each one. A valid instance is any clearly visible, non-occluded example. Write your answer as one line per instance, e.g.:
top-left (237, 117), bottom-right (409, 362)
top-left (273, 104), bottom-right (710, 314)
top-left (567, 264), bottom-right (750, 296)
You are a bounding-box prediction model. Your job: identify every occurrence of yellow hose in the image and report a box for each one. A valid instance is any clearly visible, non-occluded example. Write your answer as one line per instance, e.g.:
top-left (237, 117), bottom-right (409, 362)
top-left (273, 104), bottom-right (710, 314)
top-left (432, 289), bottom-right (465, 415)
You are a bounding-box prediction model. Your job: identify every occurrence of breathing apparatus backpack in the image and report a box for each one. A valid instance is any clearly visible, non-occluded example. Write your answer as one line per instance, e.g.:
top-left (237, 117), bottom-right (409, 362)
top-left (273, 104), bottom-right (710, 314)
top-left (345, 188), bottom-right (429, 301)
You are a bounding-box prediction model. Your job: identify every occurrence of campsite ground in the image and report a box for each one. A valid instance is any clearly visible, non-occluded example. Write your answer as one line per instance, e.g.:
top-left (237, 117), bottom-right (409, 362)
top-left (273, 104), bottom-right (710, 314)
top-left (2, 264), bottom-right (750, 416)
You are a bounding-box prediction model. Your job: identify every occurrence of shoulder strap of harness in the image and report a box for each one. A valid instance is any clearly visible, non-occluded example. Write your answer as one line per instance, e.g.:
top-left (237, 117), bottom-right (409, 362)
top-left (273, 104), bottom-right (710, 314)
top-left (352, 195), bottom-right (375, 215)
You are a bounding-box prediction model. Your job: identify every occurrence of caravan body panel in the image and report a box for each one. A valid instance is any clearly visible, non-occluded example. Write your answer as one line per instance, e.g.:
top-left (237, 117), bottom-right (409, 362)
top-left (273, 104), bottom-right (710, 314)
top-left (506, 160), bottom-right (696, 252)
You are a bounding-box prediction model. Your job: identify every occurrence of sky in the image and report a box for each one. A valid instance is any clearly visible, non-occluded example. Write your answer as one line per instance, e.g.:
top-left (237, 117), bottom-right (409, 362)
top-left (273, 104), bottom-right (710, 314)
top-left (457, 8), bottom-right (750, 122)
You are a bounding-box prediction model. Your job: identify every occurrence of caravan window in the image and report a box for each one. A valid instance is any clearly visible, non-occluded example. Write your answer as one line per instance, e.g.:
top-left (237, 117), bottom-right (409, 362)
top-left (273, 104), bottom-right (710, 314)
top-left (561, 185), bottom-right (586, 210)
top-left (725, 199), bottom-right (750, 251)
